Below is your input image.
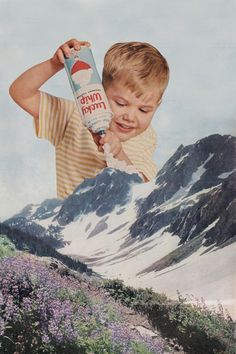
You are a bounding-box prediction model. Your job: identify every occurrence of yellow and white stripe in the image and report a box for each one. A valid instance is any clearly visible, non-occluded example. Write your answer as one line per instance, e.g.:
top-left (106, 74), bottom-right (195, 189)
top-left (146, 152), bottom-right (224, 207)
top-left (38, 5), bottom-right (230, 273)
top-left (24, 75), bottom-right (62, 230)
top-left (35, 91), bottom-right (157, 199)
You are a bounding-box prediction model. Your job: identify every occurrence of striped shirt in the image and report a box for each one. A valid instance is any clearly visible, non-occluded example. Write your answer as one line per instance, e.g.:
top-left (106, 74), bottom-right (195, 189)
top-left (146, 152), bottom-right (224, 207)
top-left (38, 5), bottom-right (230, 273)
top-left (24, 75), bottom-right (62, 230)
top-left (35, 91), bottom-right (157, 199)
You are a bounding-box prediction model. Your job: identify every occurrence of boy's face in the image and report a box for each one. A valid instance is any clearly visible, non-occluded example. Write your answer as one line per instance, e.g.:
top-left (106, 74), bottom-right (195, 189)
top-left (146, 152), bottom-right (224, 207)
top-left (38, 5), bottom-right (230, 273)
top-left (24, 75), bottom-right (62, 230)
top-left (106, 82), bottom-right (161, 142)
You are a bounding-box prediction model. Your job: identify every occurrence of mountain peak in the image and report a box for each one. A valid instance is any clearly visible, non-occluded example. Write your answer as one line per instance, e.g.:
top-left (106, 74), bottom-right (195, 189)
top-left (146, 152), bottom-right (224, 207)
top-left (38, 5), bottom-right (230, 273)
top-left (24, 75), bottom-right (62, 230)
top-left (131, 134), bottom-right (236, 245)
top-left (56, 168), bottom-right (142, 225)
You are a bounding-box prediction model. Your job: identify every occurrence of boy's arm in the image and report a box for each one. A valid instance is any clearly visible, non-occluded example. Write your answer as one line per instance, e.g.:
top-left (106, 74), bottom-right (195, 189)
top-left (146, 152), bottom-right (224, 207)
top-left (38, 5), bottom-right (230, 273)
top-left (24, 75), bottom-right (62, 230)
top-left (9, 39), bottom-right (90, 120)
top-left (9, 59), bottom-right (62, 120)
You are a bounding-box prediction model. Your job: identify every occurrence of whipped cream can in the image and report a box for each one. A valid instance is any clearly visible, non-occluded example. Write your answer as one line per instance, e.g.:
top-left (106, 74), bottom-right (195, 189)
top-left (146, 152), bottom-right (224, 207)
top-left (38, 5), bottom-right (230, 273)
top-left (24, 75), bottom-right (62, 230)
top-left (64, 46), bottom-right (113, 135)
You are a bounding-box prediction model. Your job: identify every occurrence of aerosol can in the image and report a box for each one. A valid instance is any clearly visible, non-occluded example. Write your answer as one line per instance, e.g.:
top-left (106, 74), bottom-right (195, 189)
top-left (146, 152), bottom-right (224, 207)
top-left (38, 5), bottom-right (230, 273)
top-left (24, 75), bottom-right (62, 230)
top-left (64, 46), bottom-right (113, 136)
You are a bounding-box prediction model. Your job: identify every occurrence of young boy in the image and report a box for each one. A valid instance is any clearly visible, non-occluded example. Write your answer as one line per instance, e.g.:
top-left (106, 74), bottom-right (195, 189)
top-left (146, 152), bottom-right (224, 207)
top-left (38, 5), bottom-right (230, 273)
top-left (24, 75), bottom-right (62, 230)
top-left (9, 38), bottom-right (169, 199)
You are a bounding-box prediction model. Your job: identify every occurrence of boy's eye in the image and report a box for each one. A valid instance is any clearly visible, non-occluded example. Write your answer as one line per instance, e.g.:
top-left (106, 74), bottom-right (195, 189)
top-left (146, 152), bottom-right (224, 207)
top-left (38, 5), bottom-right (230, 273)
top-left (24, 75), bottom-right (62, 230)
top-left (115, 101), bottom-right (125, 106)
top-left (140, 109), bottom-right (149, 114)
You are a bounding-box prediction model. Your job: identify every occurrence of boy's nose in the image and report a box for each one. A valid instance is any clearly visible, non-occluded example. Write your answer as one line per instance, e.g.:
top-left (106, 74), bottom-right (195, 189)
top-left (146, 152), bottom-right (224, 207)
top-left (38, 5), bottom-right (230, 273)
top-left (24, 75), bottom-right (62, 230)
top-left (122, 111), bottom-right (135, 123)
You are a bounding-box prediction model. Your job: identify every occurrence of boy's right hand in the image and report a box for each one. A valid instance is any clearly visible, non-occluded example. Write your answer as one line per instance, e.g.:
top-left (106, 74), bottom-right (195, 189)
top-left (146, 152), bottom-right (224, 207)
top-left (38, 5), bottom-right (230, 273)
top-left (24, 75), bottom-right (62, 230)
top-left (9, 38), bottom-right (91, 120)
top-left (51, 39), bottom-right (91, 69)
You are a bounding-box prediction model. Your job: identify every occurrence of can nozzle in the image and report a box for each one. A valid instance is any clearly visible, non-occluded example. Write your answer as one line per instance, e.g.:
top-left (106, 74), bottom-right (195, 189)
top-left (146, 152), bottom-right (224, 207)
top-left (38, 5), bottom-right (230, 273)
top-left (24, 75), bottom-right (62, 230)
top-left (98, 129), bottom-right (106, 137)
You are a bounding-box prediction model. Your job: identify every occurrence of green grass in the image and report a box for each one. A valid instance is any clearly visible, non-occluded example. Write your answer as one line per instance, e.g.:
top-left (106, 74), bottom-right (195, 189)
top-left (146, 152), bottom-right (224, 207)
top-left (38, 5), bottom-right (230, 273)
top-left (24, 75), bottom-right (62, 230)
top-left (0, 234), bottom-right (16, 258)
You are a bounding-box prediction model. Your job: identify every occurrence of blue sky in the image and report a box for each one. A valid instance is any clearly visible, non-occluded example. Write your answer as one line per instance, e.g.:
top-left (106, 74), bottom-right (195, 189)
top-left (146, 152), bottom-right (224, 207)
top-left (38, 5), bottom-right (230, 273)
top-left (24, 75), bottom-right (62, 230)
top-left (0, 0), bottom-right (235, 219)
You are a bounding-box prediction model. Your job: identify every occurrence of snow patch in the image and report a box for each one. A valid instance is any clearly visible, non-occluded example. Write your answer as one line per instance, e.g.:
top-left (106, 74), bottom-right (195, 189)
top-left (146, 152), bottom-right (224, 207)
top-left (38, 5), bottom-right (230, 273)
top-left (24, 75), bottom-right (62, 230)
top-left (75, 185), bottom-right (94, 195)
top-left (36, 215), bottom-right (56, 228)
top-left (200, 218), bottom-right (220, 242)
top-left (190, 153), bottom-right (214, 184)
top-left (117, 242), bottom-right (236, 320)
top-left (218, 169), bottom-right (236, 179)
top-left (54, 206), bottom-right (61, 213)
top-left (160, 185), bottom-right (221, 213)
top-left (90, 231), bottom-right (180, 277)
top-left (160, 153), bottom-right (215, 209)
top-left (131, 179), bottom-right (155, 201)
top-left (203, 218), bottom-right (220, 233)
top-left (186, 225), bottom-right (196, 241)
top-left (174, 153), bottom-right (189, 167)
top-left (60, 202), bottom-right (137, 258)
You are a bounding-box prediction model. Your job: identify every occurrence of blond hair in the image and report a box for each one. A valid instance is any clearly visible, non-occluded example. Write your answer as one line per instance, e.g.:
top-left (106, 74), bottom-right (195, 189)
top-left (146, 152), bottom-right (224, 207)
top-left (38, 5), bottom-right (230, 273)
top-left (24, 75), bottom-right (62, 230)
top-left (102, 42), bottom-right (169, 101)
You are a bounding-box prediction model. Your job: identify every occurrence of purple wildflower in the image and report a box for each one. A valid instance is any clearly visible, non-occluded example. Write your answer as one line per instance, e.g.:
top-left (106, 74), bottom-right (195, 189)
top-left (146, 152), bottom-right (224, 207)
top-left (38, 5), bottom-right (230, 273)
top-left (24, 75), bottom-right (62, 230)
top-left (0, 255), bottom-right (165, 353)
top-left (0, 317), bottom-right (5, 336)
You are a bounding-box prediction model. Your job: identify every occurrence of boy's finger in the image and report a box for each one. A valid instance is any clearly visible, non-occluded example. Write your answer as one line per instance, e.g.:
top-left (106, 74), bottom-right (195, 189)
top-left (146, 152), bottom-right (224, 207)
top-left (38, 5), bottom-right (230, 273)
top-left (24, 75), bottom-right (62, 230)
top-left (66, 38), bottom-right (89, 46)
top-left (60, 40), bottom-right (91, 59)
top-left (75, 40), bottom-right (91, 48)
top-left (66, 39), bottom-right (91, 50)
top-left (99, 137), bottom-right (105, 145)
top-left (60, 43), bottom-right (71, 58)
top-left (57, 49), bottom-right (65, 64)
top-left (89, 130), bottom-right (101, 147)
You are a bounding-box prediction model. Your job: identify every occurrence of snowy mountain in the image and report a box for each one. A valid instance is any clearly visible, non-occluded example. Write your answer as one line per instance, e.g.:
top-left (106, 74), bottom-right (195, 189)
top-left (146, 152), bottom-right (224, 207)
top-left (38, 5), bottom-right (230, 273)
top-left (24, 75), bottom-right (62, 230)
top-left (2, 133), bottom-right (236, 318)
top-left (131, 134), bottom-right (236, 246)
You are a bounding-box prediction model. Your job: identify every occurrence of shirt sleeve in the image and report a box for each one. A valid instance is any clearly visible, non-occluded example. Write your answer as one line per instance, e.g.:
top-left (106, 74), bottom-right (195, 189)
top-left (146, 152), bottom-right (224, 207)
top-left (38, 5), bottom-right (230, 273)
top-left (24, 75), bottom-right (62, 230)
top-left (34, 91), bottom-right (76, 146)
top-left (123, 126), bottom-right (158, 181)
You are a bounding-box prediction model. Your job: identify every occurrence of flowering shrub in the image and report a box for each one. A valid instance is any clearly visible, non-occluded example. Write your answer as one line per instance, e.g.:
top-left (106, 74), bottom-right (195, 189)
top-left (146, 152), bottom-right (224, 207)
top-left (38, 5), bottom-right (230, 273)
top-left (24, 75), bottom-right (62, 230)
top-left (0, 255), bottom-right (164, 353)
top-left (103, 279), bottom-right (236, 354)
top-left (0, 235), bottom-right (16, 259)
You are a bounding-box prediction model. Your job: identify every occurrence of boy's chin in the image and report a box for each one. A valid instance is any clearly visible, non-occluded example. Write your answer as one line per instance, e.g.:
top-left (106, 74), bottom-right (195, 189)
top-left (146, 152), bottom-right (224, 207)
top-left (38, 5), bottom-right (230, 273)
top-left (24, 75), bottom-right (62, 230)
top-left (117, 134), bottom-right (131, 142)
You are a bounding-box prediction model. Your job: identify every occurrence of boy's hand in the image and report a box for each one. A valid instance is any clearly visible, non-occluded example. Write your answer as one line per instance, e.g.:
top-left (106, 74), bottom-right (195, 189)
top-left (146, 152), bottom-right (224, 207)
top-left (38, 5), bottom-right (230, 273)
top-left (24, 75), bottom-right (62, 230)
top-left (90, 129), bottom-right (147, 180)
top-left (51, 39), bottom-right (91, 69)
top-left (90, 130), bottom-right (122, 157)
top-left (89, 131), bottom-right (101, 150)
top-left (99, 130), bottom-right (123, 157)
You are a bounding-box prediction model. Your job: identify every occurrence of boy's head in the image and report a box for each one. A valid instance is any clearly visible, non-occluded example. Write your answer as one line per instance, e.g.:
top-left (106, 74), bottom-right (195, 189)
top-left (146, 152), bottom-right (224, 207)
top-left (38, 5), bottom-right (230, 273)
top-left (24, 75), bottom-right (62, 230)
top-left (102, 41), bottom-right (169, 103)
top-left (102, 41), bottom-right (169, 142)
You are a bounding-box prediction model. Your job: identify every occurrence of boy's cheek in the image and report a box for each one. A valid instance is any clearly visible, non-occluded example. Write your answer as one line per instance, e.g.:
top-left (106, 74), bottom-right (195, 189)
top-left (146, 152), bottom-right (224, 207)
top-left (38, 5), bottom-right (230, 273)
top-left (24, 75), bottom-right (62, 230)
top-left (109, 102), bottom-right (123, 117)
top-left (109, 119), bottom-right (116, 132)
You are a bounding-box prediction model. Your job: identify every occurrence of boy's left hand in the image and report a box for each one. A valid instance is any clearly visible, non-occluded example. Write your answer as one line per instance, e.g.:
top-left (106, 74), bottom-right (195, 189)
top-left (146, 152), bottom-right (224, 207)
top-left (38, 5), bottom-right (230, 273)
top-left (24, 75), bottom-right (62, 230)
top-left (91, 129), bottom-right (147, 180)
top-left (98, 129), bottom-right (122, 157)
